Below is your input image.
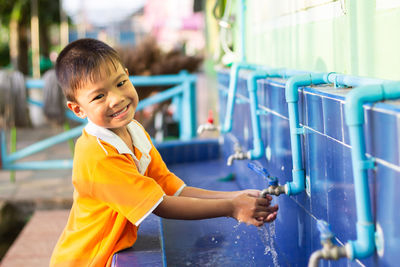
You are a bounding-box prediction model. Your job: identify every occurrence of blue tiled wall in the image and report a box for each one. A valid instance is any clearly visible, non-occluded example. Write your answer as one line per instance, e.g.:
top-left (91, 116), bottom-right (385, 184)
top-left (156, 138), bottom-right (220, 165)
top-left (217, 70), bottom-right (400, 266)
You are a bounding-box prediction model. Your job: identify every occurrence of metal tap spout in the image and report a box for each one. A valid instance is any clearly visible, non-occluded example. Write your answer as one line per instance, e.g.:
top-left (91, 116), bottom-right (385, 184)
top-left (226, 143), bottom-right (249, 166)
top-left (308, 242), bottom-right (348, 267)
top-left (308, 220), bottom-right (349, 267)
top-left (197, 123), bottom-right (219, 135)
top-left (260, 185), bottom-right (287, 197)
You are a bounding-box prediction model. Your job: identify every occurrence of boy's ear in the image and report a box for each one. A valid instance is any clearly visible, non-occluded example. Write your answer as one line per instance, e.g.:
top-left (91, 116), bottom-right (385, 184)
top-left (67, 101), bottom-right (87, 119)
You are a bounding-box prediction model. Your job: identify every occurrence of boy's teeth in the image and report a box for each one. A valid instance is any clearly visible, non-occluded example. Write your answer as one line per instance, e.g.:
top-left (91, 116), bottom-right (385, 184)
top-left (112, 106), bottom-right (127, 117)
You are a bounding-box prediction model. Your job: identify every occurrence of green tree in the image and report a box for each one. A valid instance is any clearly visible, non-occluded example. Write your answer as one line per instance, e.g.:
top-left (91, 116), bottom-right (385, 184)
top-left (0, 0), bottom-right (62, 74)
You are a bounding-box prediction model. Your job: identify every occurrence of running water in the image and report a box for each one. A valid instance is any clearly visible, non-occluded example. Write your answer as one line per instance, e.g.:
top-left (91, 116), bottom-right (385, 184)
top-left (233, 221), bottom-right (242, 229)
top-left (257, 221), bottom-right (280, 266)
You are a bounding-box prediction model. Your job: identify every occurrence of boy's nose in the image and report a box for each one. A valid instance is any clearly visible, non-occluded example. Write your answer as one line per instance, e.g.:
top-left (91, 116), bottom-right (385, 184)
top-left (108, 90), bottom-right (125, 107)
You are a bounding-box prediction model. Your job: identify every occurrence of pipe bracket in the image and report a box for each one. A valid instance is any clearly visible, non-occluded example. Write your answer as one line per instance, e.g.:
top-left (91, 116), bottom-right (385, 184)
top-left (256, 109), bottom-right (268, 115)
top-left (235, 97), bottom-right (248, 104)
top-left (294, 127), bottom-right (305, 135)
top-left (359, 158), bottom-right (375, 170)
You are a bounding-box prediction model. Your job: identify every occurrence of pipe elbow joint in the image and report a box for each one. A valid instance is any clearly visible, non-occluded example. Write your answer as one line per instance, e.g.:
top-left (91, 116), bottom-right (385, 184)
top-left (345, 85), bottom-right (384, 126)
top-left (286, 169), bottom-right (305, 195)
top-left (248, 71), bottom-right (269, 93)
top-left (221, 121), bottom-right (232, 134)
top-left (347, 223), bottom-right (376, 260)
top-left (285, 74), bottom-right (312, 103)
top-left (348, 240), bottom-right (375, 260)
top-left (249, 140), bottom-right (264, 159)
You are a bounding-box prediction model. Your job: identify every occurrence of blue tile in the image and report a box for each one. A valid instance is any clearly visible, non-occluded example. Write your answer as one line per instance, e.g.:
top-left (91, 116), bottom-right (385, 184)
top-left (304, 130), bottom-right (327, 219)
top-left (268, 83), bottom-right (288, 118)
top-left (272, 196), bottom-right (308, 266)
top-left (113, 214), bottom-right (163, 267)
top-left (326, 139), bottom-right (357, 242)
top-left (218, 89), bottom-right (228, 124)
top-left (298, 89), bottom-right (306, 125)
top-left (305, 92), bottom-right (324, 133)
top-left (322, 97), bottom-right (343, 141)
top-left (365, 107), bottom-right (399, 166)
top-left (217, 71), bottom-right (230, 87)
top-left (375, 161), bottom-right (400, 266)
top-left (237, 75), bottom-right (248, 96)
top-left (342, 102), bottom-right (351, 145)
top-left (268, 115), bottom-right (292, 184)
top-left (257, 79), bottom-right (269, 108)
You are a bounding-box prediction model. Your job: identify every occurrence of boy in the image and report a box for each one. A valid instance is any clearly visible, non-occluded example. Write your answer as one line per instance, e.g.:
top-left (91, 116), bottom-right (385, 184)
top-left (50, 38), bottom-right (278, 267)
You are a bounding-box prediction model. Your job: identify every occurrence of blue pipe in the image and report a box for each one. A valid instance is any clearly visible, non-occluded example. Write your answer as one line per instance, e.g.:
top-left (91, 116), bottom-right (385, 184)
top-left (222, 62), bottom-right (260, 133)
top-left (324, 72), bottom-right (389, 88)
top-left (3, 124), bottom-right (85, 164)
top-left (3, 160), bottom-right (73, 170)
top-left (344, 82), bottom-right (400, 260)
top-left (136, 85), bottom-right (183, 111)
top-left (246, 70), bottom-right (281, 159)
top-left (26, 79), bottom-right (45, 89)
top-left (26, 72), bottom-right (197, 90)
top-left (221, 62), bottom-right (310, 135)
top-left (284, 73), bottom-right (326, 195)
top-left (1, 131), bottom-right (7, 166)
top-left (282, 71), bottom-right (379, 195)
top-left (65, 110), bottom-right (87, 123)
top-left (130, 71), bottom-right (197, 87)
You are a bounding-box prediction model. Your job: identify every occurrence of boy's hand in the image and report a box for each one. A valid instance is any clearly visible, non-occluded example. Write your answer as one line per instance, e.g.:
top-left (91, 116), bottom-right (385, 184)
top-left (238, 189), bottom-right (262, 198)
top-left (231, 194), bottom-right (278, 227)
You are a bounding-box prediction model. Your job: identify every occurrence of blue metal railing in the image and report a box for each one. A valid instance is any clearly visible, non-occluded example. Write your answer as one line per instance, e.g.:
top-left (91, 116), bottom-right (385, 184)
top-left (1, 71), bottom-right (197, 171)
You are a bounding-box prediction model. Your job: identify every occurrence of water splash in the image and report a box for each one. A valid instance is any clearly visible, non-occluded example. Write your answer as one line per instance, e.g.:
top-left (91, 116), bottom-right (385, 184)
top-left (257, 221), bottom-right (280, 266)
top-left (233, 221), bottom-right (242, 229)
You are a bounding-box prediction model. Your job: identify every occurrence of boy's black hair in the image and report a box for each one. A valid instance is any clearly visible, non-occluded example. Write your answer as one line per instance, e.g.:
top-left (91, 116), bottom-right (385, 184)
top-left (55, 38), bottom-right (124, 101)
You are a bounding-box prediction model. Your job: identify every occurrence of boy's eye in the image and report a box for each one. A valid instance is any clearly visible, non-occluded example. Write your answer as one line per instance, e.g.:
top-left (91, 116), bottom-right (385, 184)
top-left (92, 94), bottom-right (104, 101)
top-left (117, 80), bottom-right (126, 87)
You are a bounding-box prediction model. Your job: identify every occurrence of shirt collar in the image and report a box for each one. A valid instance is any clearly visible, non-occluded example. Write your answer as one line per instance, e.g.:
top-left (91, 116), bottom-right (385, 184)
top-left (84, 119), bottom-right (134, 156)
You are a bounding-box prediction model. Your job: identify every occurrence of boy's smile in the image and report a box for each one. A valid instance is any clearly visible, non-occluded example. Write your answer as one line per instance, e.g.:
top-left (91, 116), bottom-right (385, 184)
top-left (67, 62), bottom-right (139, 135)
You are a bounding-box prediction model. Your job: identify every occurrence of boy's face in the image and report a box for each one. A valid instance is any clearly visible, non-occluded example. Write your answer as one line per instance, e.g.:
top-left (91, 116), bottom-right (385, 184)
top-left (67, 62), bottom-right (139, 132)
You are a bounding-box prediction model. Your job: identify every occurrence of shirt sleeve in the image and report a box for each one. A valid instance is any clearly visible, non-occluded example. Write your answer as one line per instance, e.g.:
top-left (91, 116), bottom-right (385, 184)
top-left (89, 153), bottom-right (165, 226)
top-left (147, 145), bottom-right (185, 196)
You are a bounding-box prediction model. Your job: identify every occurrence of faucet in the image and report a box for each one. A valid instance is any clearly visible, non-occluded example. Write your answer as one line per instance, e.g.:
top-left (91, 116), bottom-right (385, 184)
top-left (247, 162), bottom-right (287, 196)
top-left (308, 220), bottom-right (348, 267)
top-left (227, 143), bottom-right (250, 166)
top-left (197, 110), bottom-right (220, 135)
top-left (197, 123), bottom-right (219, 135)
top-left (260, 181), bottom-right (287, 197)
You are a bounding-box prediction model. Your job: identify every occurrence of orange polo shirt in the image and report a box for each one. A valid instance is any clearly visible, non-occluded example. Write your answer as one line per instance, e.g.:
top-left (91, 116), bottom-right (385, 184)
top-left (50, 120), bottom-right (185, 267)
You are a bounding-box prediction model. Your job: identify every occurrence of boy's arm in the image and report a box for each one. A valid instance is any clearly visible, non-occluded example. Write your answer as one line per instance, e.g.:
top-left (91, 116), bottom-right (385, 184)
top-left (179, 186), bottom-right (261, 199)
top-left (153, 194), bottom-right (278, 227)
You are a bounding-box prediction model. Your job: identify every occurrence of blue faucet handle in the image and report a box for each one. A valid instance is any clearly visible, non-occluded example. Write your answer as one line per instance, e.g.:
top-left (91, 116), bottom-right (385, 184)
top-left (316, 220), bottom-right (334, 242)
top-left (268, 176), bottom-right (278, 186)
top-left (247, 162), bottom-right (271, 178)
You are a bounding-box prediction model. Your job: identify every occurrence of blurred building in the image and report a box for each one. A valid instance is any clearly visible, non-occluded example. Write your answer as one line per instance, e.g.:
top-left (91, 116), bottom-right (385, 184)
top-left (143, 0), bottom-right (205, 55)
top-left (67, 0), bottom-right (205, 54)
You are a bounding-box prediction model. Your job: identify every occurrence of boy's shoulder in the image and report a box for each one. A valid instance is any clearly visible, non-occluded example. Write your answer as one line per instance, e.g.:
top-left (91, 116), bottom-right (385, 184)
top-left (75, 129), bottom-right (115, 158)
